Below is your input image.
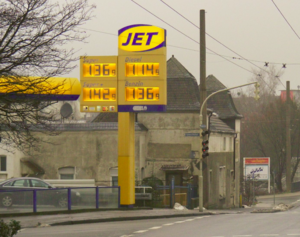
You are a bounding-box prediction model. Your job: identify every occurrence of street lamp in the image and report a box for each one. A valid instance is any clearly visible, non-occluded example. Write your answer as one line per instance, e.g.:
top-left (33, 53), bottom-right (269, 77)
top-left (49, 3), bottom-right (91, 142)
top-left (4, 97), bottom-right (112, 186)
top-left (198, 81), bottom-right (258, 212)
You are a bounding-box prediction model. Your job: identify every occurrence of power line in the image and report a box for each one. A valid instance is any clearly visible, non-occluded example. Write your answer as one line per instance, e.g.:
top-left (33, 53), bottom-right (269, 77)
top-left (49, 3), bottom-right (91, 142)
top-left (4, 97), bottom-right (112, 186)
top-left (160, 0), bottom-right (286, 89)
top-left (78, 27), bottom-right (300, 67)
top-left (78, 27), bottom-right (117, 36)
top-left (131, 0), bottom-right (255, 75)
top-left (271, 0), bottom-right (300, 41)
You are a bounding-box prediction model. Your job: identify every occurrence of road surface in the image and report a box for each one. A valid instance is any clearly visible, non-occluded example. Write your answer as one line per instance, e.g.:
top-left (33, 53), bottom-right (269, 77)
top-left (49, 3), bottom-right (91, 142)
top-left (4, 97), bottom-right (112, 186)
top-left (17, 206), bottom-right (300, 237)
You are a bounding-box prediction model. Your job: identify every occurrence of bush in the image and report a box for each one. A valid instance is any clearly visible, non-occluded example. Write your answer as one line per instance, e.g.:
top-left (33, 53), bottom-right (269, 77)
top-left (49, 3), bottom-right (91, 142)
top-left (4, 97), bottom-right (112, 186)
top-left (141, 176), bottom-right (163, 187)
top-left (0, 220), bottom-right (21, 237)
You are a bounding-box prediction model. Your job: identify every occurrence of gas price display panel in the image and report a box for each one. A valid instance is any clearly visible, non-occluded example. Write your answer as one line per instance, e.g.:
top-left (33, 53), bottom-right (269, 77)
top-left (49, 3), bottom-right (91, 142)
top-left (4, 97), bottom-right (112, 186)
top-left (125, 63), bottom-right (159, 77)
top-left (83, 88), bottom-right (116, 101)
top-left (83, 64), bottom-right (116, 77)
top-left (80, 56), bottom-right (118, 113)
top-left (118, 55), bottom-right (167, 112)
top-left (126, 87), bottom-right (159, 101)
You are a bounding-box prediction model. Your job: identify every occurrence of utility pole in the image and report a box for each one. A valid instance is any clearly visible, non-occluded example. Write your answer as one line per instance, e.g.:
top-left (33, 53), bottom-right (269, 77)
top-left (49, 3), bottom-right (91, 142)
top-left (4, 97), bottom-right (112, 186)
top-left (286, 81), bottom-right (291, 192)
top-left (198, 9), bottom-right (206, 212)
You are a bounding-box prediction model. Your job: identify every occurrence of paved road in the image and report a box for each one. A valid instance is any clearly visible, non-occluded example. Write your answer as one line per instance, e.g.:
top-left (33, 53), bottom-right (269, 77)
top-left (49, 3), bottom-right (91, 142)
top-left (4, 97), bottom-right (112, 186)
top-left (17, 206), bottom-right (300, 237)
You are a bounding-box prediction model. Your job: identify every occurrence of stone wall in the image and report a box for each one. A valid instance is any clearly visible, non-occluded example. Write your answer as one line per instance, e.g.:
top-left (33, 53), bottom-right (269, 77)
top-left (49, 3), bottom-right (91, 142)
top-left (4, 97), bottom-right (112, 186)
top-left (29, 130), bottom-right (146, 186)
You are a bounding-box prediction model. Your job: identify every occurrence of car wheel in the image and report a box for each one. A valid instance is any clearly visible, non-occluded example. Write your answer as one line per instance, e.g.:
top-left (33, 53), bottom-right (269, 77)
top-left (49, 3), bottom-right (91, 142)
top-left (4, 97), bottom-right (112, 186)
top-left (57, 196), bottom-right (68, 208)
top-left (2, 195), bottom-right (13, 207)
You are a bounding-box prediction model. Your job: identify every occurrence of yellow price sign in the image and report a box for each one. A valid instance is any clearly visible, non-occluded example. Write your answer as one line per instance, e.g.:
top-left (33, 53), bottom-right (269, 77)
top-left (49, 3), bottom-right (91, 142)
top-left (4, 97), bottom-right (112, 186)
top-left (82, 63), bottom-right (116, 77)
top-left (125, 87), bottom-right (159, 101)
top-left (126, 63), bottom-right (159, 77)
top-left (83, 88), bottom-right (116, 101)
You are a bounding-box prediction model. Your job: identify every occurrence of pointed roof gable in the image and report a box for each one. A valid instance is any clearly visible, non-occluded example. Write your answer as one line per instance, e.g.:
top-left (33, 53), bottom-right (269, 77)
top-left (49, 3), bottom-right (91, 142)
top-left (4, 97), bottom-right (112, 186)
top-left (166, 55), bottom-right (200, 111)
top-left (206, 74), bottom-right (226, 92)
top-left (167, 55), bottom-right (196, 79)
top-left (205, 75), bottom-right (242, 119)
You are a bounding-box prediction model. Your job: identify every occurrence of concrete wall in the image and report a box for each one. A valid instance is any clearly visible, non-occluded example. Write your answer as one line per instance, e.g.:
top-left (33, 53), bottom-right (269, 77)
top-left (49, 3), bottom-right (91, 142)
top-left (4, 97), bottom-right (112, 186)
top-left (28, 130), bottom-right (146, 186)
top-left (209, 152), bottom-right (234, 208)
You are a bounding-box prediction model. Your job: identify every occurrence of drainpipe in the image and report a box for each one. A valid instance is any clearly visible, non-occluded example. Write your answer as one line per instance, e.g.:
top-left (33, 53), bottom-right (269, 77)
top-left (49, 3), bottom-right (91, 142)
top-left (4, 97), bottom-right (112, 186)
top-left (208, 111), bottom-right (213, 139)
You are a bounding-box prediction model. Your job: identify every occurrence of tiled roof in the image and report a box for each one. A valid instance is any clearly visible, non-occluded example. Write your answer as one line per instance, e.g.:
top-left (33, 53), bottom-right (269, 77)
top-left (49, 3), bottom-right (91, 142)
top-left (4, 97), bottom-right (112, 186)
top-left (166, 56), bottom-right (200, 111)
top-left (30, 122), bottom-right (147, 131)
top-left (209, 116), bottom-right (235, 134)
top-left (167, 55), bottom-right (196, 79)
top-left (92, 113), bottom-right (118, 123)
top-left (167, 78), bottom-right (200, 111)
top-left (206, 75), bottom-right (242, 119)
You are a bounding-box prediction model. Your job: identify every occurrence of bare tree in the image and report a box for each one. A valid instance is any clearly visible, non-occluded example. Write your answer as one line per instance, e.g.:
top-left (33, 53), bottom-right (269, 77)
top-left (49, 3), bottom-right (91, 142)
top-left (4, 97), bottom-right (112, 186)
top-left (233, 66), bottom-right (300, 192)
top-left (0, 0), bottom-right (95, 152)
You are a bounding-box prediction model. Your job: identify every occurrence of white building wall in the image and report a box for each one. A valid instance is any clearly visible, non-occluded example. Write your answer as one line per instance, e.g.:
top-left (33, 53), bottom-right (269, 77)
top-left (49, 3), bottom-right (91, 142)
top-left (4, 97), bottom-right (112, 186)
top-left (209, 133), bottom-right (235, 153)
top-left (0, 149), bottom-right (24, 179)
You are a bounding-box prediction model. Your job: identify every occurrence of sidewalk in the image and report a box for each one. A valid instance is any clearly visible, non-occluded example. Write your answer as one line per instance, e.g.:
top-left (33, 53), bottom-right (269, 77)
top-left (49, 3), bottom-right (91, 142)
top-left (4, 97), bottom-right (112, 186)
top-left (0, 208), bottom-right (245, 228)
top-left (257, 191), bottom-right (300, 200)
top-left (3, 193), bottom-right (298, 229)
top-left (254, 191), bottom-right (300, 209)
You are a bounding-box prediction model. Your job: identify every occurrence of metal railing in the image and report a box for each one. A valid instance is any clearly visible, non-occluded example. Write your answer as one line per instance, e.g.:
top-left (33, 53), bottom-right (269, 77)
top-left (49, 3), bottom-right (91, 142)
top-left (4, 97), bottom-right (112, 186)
top-left (0, 186), bottom-right (120, 214)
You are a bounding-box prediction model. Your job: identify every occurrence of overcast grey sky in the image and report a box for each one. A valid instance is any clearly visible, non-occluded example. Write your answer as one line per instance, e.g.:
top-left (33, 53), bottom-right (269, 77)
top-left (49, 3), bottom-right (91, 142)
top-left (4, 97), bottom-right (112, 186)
top-left (67, 0), bottom-right (300, 92)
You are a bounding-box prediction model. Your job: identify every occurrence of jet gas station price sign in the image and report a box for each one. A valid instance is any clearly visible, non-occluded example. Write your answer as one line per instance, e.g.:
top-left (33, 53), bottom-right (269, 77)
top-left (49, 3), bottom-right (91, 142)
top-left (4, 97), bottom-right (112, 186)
top-left (80, 56), bottom-right (118, 113)
top-left (79, 24), bottom-right (167, 113)
top-left (118, 24), bottom-right (167, 112)
top-left (79, 24), bottom-right (167, 208)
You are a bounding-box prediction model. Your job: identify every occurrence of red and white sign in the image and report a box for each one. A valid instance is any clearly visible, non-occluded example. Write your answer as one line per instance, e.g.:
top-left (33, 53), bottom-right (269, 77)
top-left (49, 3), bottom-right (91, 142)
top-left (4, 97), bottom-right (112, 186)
top-left (244, 157), bottom-right (270, 179)
top-left (244, 158), bottom-right (269, 165)
top-left (244, 157), bottom-right (271, 193)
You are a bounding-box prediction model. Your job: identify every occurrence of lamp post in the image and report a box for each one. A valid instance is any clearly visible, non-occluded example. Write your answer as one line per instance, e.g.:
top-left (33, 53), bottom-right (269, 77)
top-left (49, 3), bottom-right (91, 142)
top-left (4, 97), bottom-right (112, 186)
top-left (198, 81), bottom-right (258, 212)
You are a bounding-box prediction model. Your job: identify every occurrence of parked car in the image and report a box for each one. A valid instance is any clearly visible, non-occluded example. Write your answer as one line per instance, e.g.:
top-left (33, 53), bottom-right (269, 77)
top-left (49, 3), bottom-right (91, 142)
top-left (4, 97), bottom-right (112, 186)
top-left (0, 177), bottom-right (81, 208)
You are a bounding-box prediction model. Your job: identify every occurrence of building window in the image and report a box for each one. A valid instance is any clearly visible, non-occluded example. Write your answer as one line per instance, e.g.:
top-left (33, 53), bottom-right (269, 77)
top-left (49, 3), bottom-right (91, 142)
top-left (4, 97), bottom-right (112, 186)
top-left (112, 176), bottom-right (118, 187)
top-left (58, 167), bottom-right (75, 179)
top-left (109, 167), bottom-right (118, 187)
top-left (223, 137), bottom-right (226, 151)
top-left (230, 137), bottom-right (233, 151)
top-left (219, 166), bottom-right (226, 198)
top-left (0, 156), bottom-right (6, 172)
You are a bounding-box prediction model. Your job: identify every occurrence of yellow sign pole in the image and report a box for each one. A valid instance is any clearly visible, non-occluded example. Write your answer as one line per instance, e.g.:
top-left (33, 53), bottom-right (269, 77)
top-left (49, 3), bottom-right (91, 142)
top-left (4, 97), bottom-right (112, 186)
top-left (118, 112), bottom-right (135, 206)
top-left (80, 24), bottom-right (166, 207)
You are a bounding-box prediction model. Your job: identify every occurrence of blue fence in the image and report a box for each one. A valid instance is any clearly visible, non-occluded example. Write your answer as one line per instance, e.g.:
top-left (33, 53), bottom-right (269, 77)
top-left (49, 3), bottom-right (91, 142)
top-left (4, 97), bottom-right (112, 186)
top-left (0, 186), bottom-right (120, 214)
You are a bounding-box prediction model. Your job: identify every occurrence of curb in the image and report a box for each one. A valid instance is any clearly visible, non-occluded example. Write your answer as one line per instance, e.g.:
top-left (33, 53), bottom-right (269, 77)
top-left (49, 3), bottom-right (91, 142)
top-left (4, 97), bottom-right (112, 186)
top-left (251, 209), bottom-right (281, 213)
top-left (0, 207), bottom-right (152, 218)
top-left (50, 212), bottom-right (216, 227)
top-left (10, 210), bottom-right (244, 228)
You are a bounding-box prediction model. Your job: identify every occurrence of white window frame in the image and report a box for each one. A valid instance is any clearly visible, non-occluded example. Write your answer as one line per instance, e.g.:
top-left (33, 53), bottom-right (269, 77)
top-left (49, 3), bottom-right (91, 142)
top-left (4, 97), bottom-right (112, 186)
top-left (58, 166), bottom-right (75, 179)
top-left (109, 167), bottom-right (118, 187)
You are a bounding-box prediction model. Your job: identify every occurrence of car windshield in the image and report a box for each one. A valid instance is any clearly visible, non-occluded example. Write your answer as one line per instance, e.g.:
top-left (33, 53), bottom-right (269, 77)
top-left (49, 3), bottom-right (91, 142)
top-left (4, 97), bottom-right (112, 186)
top-left (0, 179), bottom-right (12, 185)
